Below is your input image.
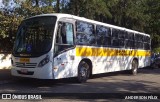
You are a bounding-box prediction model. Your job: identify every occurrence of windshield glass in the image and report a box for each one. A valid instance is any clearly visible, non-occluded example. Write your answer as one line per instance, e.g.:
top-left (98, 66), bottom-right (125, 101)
top-left (13, 16), bottom-right (57, 57)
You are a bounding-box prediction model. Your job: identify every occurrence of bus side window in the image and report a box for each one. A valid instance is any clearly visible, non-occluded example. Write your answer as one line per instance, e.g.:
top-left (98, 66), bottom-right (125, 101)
top-left (76, 21), bottom-right (95, 45)
top-left (56, 22), bottom-right (74, 44)
top-left (144, 36), bottom-right (151, 50)
top-left (112, 29), bottom-right (119, 47)
top-left (135, 34), bottom-right (143, 49)
top-left (118, 30), bottom-right (125, 47)
top-left (65, 23), bottom-right (74, 45)
top-left (96, 25), bottom-right (111, 46)
top-left (55, 22), bottom-right (74, 55)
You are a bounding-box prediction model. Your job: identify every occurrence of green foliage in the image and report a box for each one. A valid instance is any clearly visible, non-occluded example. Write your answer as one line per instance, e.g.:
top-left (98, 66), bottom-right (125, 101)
top-left (0, 0), bottom-right (55, 52)
top-left (63, 0), bottom-right (111, 20)
top-left (108, 0), bottom-right (151, 31)
top-left (146, 0), bottom-right (160, 37)
top-left (152, 47), bottom-right (160, 53)
top-left (151, 34), bottom-right (160, 48)
top-left (14, 0), bottom-right (55, 18)
top-left (0, 0), bottom-right (160, 52)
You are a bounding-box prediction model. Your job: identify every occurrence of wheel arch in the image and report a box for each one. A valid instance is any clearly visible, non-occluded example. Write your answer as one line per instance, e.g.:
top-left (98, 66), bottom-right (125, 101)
top-left (132, 57), bottom-right (139, 68)
top-left (79, 58), bottom-right (93, 76)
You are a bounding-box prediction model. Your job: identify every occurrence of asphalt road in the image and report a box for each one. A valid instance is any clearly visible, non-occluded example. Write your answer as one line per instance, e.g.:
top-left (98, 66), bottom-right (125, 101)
top-left (0, 67), bottom-right (160, 102)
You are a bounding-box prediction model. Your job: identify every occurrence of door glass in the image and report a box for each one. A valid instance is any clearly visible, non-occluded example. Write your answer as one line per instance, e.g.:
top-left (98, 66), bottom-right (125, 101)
top-left (66, 23), bottom-right (74, 44)
top-left (54, 22), bottom-right (74, 55)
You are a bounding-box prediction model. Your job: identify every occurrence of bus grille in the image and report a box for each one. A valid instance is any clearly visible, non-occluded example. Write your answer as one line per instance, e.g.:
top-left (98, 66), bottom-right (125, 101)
top-left (15, 62), bottom-right (37, 68)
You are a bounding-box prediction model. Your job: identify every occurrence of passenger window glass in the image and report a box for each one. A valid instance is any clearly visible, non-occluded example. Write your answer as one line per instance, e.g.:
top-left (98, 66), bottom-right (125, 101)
top-left (112, 29), bottom-right (125, 47)
top-left (112, 39), bottom-right (119, 46)
top-left (119, 30), bottom-right (125, 39)
top-left (135, 34), bottom-right (143, 41)
top-left (128, 33), bottom-right (134, 40)
top-left (112, 29), bottom-right (118, 38)
top-left (143, 36), bottom-right (150, 50)
top-left (66, 23), bottom-right (74, 44)
top-left (125, 32), bottom-right (128, 39)
top-left (146, 36), bottom-right (150, 43)
top-left (96, 25), bottom-right (111, 46)
top-left (76, 21), bottom-right (95, 45)
top-left (119, 39), bottom-right (124, 47)
top-left (135, 34), bottom-right (144, 49)
top-left (144, 43), bottom-right (150, 50)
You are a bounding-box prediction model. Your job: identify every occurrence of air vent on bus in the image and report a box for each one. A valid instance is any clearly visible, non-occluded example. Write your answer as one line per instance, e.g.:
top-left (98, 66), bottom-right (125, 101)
top-left (15, 62), bottom-right (37, 68)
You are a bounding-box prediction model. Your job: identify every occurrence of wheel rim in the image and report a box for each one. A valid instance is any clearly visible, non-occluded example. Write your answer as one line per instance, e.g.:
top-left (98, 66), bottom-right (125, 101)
top-left (78, 62), bottom-right (89, 82)
top-left (132, 60), bottom-right (137, 75)
top-left (80, 66), bottom-right (87, 77)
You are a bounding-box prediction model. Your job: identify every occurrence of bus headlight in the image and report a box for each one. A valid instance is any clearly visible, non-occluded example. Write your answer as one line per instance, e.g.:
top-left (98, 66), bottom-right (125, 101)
top-left (38, 55), bottom-right (50, 67)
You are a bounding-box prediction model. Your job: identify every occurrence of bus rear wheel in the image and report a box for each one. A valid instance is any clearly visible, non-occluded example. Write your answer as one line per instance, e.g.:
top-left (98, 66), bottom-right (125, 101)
top-left (131, 59), bottom-right (138, 75)
top-left (77, 61), bottom-right (90, 83)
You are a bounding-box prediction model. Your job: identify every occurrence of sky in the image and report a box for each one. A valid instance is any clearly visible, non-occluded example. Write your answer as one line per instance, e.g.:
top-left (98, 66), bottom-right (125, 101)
top-left (0, 0), bottom-right (17, 9)
top-left (0, 0), bottom-right (2, 7)
top-left (0, 0), bottom-right (56, 9)
top-left (0, 0), bottom-right (5, 8)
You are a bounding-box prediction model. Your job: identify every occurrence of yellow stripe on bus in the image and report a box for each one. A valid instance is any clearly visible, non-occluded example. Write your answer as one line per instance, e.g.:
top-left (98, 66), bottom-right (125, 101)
top-left (76, 47), bottom-right (151, 57)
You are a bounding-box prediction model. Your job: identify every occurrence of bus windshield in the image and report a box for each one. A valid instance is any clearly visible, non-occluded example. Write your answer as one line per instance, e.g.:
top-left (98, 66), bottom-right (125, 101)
top-left (13, 16), bottom-right (57, 57)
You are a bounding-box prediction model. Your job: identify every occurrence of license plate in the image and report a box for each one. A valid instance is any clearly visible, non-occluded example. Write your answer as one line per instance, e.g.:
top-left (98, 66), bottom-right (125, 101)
top-left (20, 69), bottom-right (28, 73)
top-left (20, 58), bottom-right (30, 63)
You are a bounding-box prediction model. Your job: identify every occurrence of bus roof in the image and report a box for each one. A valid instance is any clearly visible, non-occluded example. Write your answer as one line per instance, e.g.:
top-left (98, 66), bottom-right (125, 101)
top-left (27, 13), bottom-right (150, 36)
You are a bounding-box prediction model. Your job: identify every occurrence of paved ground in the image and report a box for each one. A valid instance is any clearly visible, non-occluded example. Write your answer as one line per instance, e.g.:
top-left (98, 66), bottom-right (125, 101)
top-left (0, 69), bottom-right (13, 85)
top-left (0, 68), bottom-right (160, 102)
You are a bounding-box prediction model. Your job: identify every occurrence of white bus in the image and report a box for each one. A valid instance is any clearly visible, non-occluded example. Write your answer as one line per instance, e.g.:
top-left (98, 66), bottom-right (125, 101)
top-left (11, 13), bottom-right (151, 82)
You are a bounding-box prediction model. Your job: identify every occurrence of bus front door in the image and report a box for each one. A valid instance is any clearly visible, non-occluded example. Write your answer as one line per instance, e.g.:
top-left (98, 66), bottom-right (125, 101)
top-left (53, 21), bottom-right (75, 79)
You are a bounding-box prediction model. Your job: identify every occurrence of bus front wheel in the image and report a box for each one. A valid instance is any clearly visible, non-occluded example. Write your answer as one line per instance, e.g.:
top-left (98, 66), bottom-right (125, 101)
top-left (131, 59), bottom-right (138, 75)
top-left (77, 61), bottom-right (90, 83)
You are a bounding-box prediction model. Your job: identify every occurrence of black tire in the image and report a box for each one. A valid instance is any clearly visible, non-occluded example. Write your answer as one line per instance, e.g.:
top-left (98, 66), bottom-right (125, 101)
top-left (150, 63), bottom-right (155, 69)
top-left (151, 62), bottom-right (159, 69)
top-left (77, 61), bottom-right (90, 83)
top-left (131, 59), bottom-right (138, 75)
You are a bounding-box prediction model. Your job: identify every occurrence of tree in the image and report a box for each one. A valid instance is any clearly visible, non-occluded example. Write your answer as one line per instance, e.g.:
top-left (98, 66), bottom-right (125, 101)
top-left (0, 0), bottom-right (56, 52)
top-left (0, 7), bottom-right (18, 52)
top-left (107, 0), bottom-right (150, 32)
top-left (146, 0), bottom-right (160, 49)
top-left (63, 0), bottom-right (111, 21)
top-left (0, 0), bottom-right (159, 51)
top-left (56, 0), bottom-right (60, 13)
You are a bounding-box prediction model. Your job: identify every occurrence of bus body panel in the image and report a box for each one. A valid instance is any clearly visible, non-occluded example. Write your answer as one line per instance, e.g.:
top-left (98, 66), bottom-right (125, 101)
top-left (53, 49), bottom-right (79, 79)
top-left (11, 53), bottom-right (54, 79)
top-left (91, 56), bottom-right (150, 74)
top-left (75, 46), bottom-right (151, 74)
top-left (11, 46), bottom-right (151, 79)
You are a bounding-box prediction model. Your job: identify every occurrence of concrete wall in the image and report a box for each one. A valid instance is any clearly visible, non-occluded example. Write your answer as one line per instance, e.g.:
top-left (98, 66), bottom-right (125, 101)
top-left (0, 54), bottom-right (11, 69)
